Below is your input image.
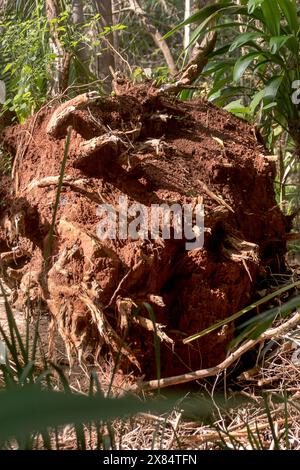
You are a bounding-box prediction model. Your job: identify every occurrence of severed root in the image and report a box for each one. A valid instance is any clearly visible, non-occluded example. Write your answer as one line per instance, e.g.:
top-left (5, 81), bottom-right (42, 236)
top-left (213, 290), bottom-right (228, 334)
top-left (200, 182), bottom-right (234, 213)
top-left (46, 91), bottom-right (101, 138)
top-left (23, 176), bottom-right (104, 205)
top-left (15, 270), bottom-right (44, 309)
top-left (24, 175), bottom-right (83, 193)
top-left (105, 259), bottom-right (144, 309)
top-left (117, 297), bottom-right (132, 333)
top-left (7, 266), bottom-right (26, 281)
top-left (134, 316), bottom-right (174, 346)
top-left (205, 206), bottom-right (232, 226)
top-left (0, 247), bottom-right (30, 263)
top-left (48, 244), bottom-right (80, 280)
top-left (222, 234), bottom-right (259, 263)
top-left (147, 294), bottom-right (166, 308)
top-left (158, 31), bottom-right (217, 94)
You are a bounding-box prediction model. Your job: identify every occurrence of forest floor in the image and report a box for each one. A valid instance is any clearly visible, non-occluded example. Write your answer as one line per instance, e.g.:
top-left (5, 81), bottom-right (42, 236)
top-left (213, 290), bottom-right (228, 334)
top-left (1, 278), bottom-right (300, 450)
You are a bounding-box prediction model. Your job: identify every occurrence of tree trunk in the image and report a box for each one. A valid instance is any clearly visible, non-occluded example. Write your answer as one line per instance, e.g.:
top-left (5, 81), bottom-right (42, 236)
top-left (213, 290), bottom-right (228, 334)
top-left (128, 0), bottom-right (177, 76)
top-left (72, 0), bottom-right (90, 81)
top-left (46, 0), bottom-right (70, 94)
top-left (94, 0), bottom-right (115, 93)
top-left (184, 0), bottom-right (191, 51)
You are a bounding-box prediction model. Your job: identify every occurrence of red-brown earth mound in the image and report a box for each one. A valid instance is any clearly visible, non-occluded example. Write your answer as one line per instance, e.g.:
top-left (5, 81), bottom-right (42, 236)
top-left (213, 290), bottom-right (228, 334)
top-left (0, 83), bottom-right (288, 378)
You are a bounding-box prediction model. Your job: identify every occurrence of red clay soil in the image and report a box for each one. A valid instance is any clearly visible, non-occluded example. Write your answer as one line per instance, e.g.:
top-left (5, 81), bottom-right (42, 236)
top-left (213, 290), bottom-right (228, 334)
top-left (0, 82), bottom-right (288, 378)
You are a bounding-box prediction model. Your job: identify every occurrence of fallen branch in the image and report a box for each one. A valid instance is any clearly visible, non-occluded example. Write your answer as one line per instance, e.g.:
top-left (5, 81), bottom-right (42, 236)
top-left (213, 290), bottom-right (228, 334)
top-left (131, 310), bottom-right (300, 391)
top-left (128, 0), bottom-right (177, 76)
top-left (158, 31), bottom-right (217, 94)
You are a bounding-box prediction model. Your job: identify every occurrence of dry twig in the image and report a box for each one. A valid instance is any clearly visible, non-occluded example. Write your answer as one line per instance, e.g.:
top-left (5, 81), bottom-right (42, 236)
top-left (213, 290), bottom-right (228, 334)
top-left (132, 310), bottom-right (300, 391)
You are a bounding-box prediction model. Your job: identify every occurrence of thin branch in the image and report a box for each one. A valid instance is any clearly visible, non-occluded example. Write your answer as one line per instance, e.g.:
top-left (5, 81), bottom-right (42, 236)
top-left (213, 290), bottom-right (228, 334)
top-left (101, 35), bottom-right (133, 74)
top-left (128, 0), bottom-right (177, 76)
top-left (131, 310), bottom-right (300, 391)
top-left (158, 31), bottom-right (217, 94)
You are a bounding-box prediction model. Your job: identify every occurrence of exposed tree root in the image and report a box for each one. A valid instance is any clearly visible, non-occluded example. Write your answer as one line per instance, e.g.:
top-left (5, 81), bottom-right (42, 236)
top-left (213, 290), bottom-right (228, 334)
top-left (116, 297), bottom-right (173, 345)
top-left (80, 294), bottom-right (141, 371)
top-left (222, 234), bottom-right (259, 262)
top-left (75, 134), bottom-right (123, 167)
top-left (46, 91), bottom-right (101, 138)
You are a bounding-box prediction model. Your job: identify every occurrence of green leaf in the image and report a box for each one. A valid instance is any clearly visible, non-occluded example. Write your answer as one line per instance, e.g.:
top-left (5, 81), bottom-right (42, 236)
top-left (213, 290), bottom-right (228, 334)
top-left (0, 387), bottom-right (173, 445)
top-left (183, 280), bottom-right (300, 343)
top-left (261, 0), bottom-right (281, 36)
top-left (263, 75), bottom-right (283, 101)
top-left (248, 0), bottom-right (263, 14)
top-left (224, 99), bottom-right (250, 115)
top-left (208, 86), bottom-right (246, 105)
top-left (233, 295), bottom-right (300, 347)
top-left (277, 0), bottom-right (299, 35)
top-left (163, 3), bottom-right (240, 39)
top-left (269, 35), bottom-right (290, 53)
top-left (262, 102), bottom-right (278, 110)
top-left (186, 15), bottom-right (217, 50)
top-left (203, 59), bottom-right (233, 76)
top-left (285, 36), bottom-right (299, 54)
top-left (208, 44), bottom-right (232, 58)
top-left (229, 32), bottom-right (262, 52)
top-left (226, 109), bottom-right (251, 118)
top-left (2, 63), bottom-right (13, 73)
top-left (249, 89), bottom-right (265, 113)
top-left (233, 52), bottom-right (261, 81)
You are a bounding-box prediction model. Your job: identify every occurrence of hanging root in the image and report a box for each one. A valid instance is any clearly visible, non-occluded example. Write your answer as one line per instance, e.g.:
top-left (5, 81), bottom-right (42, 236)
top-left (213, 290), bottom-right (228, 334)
top-left (222, 234), bottom-right (259, 263)
top-left (80, 294), bottom-right (141, 371)
top-left (116, 297), bottom-right (173, 346)
top-left (45, 218), bottom-right (142, 368)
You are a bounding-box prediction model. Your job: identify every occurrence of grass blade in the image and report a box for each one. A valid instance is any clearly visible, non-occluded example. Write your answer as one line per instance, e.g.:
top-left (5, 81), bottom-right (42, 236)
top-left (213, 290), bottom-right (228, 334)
top-left (183, 279), bottom-right (300, 344)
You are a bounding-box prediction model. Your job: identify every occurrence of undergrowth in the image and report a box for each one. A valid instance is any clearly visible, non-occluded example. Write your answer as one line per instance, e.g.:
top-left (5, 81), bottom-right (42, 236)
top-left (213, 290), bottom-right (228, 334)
top-left (1, 276), bottom-right (300, 450)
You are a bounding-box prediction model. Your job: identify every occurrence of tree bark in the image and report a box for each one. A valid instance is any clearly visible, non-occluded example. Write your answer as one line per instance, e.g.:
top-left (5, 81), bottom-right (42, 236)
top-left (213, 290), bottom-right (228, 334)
top-left (46, 0), bottom-right (70, 94)
top-left (72, 0), bottom-right (90, 73)
top-left (94, 0), bottom-right (115, 93)
top-left (184, 0), bottom-right (191, 51)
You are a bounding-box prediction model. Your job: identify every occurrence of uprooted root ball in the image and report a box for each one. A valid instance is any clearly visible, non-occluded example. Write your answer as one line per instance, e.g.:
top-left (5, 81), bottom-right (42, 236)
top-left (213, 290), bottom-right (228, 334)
top-left (0, 82), bottom-right (288, 378)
